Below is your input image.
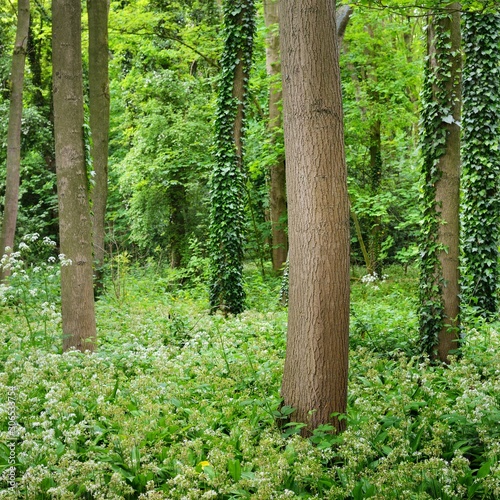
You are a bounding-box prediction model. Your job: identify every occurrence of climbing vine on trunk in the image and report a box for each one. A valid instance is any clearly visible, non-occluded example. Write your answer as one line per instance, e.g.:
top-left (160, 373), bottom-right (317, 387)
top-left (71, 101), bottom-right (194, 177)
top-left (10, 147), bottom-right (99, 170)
top-left (209, 0), bottom-right (255, 314)
top-left (461, 12), bottom-right (500, 317)
top-left (418, 5), bottom-right (461, 359)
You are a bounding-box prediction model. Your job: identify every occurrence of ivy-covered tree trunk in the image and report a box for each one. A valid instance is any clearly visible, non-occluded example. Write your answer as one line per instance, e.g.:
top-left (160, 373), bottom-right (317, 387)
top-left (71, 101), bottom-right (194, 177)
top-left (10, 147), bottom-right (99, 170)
top-left (280, 0), bottom-right (350, 433)
top-left (53, 0), bottom-right (97, 352)
top-left (87, 0), bottom-right (110, 295)
top-left (461, 12), bottom-right (500, 317)
top-left (0, 0), bottom-right (30, 280)
top-left (209, 0), bottom-right (255, 314)
top-left (419, 3), bottom-right (461, 362)
top-left (264, 0), bottom-right (287, 273)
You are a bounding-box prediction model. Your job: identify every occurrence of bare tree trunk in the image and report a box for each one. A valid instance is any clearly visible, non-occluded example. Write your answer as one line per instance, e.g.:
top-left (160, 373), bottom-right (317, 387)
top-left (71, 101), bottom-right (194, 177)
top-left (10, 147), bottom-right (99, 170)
top-left (368, 118), bottom-right (382, 274)
top-left (264, 0), bottom-right (288, 272)
top-left (53, 0), bottom-right (97, 352)
top-left (280, 0), bottom-right (350, 433)
top-left (87, 0), bottom-right (110, 295)
top-left (0, 0), bottom-right (30, 280)
top-left (168, 180), bottom-right (187, 269)
top-left (336, 4), bottom-right (352, 44)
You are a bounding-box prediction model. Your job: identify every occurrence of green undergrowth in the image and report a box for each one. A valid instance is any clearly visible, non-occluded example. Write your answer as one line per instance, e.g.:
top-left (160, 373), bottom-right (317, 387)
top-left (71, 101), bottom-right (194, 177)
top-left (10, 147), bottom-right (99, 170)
top-left (1, 263), bottom-right (499, 499)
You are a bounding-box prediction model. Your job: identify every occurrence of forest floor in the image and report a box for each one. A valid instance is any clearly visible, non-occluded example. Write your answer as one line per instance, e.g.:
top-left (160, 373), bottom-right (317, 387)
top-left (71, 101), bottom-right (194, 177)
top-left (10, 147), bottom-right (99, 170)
top-left (1, 263), bottom-right (499, 499)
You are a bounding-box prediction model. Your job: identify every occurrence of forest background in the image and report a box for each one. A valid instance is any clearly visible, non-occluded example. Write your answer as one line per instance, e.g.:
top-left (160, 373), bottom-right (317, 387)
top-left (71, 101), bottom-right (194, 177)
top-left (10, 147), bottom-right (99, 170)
top-left (0, 0), bottom-right (500, 498)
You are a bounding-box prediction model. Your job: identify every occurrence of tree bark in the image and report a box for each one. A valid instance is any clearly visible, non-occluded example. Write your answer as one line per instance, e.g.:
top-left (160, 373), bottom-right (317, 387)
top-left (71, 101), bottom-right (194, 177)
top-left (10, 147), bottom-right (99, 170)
top-left (425, 3), bottom-right (461, 362)
top-left (168, 180), bottom-right (187, 268)
top-left (264, 0), bottom-right (288, 272)
top-left (368, 118), bottom-right (382, 274)
top-left (280, 0), bottom-right (350, 433)
top-left (0, 0), bottom-right (30, 280)
top-left (336, 4), bottom-right (352, 44)
top-left (434, 6), bottom-right (461, 361)
top-left (53, 0), bottom-right (97, 352)
top-left (87, 0), bottom-right (110, 295)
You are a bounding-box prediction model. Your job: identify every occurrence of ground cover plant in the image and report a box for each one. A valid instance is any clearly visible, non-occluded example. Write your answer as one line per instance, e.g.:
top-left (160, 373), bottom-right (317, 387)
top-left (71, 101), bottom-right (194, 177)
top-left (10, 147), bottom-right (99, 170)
top-left (1, 252), bottom-right (500, 499)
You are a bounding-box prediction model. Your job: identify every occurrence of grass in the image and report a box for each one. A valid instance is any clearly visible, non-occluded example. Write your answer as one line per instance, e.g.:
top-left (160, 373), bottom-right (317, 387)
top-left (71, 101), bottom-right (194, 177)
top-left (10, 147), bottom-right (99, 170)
top-left (0, 259), bottom-right (499, 499)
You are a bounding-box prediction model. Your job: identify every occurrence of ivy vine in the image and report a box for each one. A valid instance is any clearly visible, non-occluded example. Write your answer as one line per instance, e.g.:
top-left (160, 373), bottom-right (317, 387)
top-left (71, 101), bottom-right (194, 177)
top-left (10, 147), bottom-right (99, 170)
top-left (209, 0), bottom-right (256, 314)
top-left (461, 12), bottom-right (500, 317)
top-left (418, 9), bottom-right (461, 355)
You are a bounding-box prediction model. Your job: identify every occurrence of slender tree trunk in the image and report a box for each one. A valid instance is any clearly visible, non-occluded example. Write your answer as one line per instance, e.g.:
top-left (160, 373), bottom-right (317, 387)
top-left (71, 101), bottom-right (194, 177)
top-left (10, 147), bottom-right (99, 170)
top-left (336, 4), bottom-right (352, 45)
top-left (264, 0), bottom-right (287, 272)
top-left (53, 0), bottom-right (97, 352)
top-left (419, 3), bottom-right (461, 362)
top-left (280, 0), bottom-right (350, 433)
top-left (168, 180), bottom-right (187, 269)
top-left (87, 0), bottom-right (110, 295)
top-left (432, 5), bottom-right (461, 361)
top-left (0, 0), bottom-right (30, 280)
top-left (368, 119), bottom-right (382, 274)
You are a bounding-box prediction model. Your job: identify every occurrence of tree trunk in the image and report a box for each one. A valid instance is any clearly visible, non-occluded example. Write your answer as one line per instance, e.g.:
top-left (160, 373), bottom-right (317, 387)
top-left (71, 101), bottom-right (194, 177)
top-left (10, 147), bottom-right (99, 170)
top-left (168, 180), bottom-right (187, 269)
top-left (368, 118), bottom-right (382, 275)
top-left (432, 5), bottom-right (461, 362)
top-left (0, 0), bottom-right (30, 280)
top-left (53, 0), bottom-right (97, 352)
top-left (419, 3), bottom-right (461, 362)
top-left (336, 4), bottom-right (352, 45)
top-left (209, 0), bottom-right (255, 315)
top-left (87, 0), bottom-right (110, 295)
top-left (280, 0), bottom-right (350, 433)
top-left (264, 0), bottom-right (287, 272)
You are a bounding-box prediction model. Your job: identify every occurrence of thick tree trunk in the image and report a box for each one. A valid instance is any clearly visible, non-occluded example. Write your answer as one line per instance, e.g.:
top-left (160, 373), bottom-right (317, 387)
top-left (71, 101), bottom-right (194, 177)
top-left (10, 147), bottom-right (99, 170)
top-left (264, 0), bottom-right (288, 272)
top-left (0, 0), bottom-right (30, 280)
top-left (87, 0), bottom-right (110, 295)
top-left (53, 0), bottom-right (97, 352)
top-left (280, 0), bottom-right (350, 433)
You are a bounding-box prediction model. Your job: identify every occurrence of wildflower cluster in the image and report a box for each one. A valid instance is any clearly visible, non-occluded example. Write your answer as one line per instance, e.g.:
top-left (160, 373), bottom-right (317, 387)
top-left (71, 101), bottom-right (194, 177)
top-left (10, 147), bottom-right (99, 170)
top-left (360, 272), bottom-right (388, 290)
top-left (0, 233), bottom-right (62, 347)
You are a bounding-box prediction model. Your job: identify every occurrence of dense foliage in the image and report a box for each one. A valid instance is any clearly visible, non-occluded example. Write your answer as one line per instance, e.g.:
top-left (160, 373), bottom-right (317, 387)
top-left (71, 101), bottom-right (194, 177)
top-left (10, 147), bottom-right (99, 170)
top-left (0, 0), bottom-right (432, 274)
top-left (341, 8), bottom-right (422, 272)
